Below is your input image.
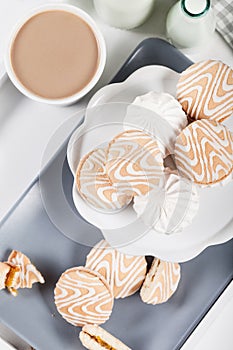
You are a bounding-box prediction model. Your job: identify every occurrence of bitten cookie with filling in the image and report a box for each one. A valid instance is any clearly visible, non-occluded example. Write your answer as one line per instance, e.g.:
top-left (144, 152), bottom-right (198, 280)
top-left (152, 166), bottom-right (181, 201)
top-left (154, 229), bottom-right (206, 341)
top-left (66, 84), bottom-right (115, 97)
top-left (76, 147), bottom-right (132, 212)
top-left (54, 267), bottom-right (114, 327)
top-left (85, 240), bottom-right (147, 299)
top-left (0, 262), bottom-right (11, 291)
top-left (0, 250), bottom-right (45, 296)
top-left (140, 258), bottom-right (181, 305)
top-left (106, 129), bottom-right (164, 197)
top-left (80, 324), bottom-right (131, 350)
top-left (175, 120), bottom-right (233, 186)
top-left (177, 60), bottom-right (233, 123)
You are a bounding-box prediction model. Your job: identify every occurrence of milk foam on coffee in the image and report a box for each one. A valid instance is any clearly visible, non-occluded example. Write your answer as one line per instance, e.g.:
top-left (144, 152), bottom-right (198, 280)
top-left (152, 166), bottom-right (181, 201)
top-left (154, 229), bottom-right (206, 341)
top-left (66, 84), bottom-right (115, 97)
top-left (10, 10), bottom-right (99, 99)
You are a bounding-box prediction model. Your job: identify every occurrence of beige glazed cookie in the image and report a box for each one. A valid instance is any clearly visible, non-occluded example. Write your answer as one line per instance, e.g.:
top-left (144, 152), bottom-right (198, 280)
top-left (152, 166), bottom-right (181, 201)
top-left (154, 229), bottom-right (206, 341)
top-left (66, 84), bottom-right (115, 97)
top-left (0, 262), bottom-right (11, 290)
top-left (7, 250), bottom-right (45, 289)
top-left (76, 147), bottom-right (132, 212)
top-left (177, 60), bottom-right (233, 122)
top-left (175, 120), bottom-right (233, 186)
top-left (54, 267), bottom-right (114, 327)
top-left (140, 258), bottom-right (181, 305)
top-left (85, 240), bottom-right (147, 299)
top-left (80, 324), bottom-right (131, 350)
top-left (106, 129), bottom-right (164, 197)
top-left (0, 250), bottom-right (45, 296)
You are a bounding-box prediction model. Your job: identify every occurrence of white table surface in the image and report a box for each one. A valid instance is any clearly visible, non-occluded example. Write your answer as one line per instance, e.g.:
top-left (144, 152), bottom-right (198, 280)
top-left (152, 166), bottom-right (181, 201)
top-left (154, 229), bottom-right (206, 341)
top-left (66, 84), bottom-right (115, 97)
top-left (0, 0), bottom-right (232, 349)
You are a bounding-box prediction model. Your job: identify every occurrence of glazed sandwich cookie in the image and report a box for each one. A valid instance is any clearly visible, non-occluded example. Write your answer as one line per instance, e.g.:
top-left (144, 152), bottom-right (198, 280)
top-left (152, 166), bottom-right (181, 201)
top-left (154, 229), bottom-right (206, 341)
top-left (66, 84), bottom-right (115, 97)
top-left (0, 251), bottom-right (45, 296)
top-left (3, 263), bottom-right (21, 296)
top-left (80, 324), bottom-right (131, 350)
top-left (124, 92), bottom-right (187, 156)
top-left (133, 171), bottom-right (199, 234)
top-left (7, 250), bottom-right (45, 289)
top-left (106, 129), bottom-right (164, 197)
top-left (175, 120), bottom-right (233, 186)
top-left (177, 60), bottom-right (233, 123)
top-left (76, 147), bottom-right (132, 212)
top-left (54, 267), bottom-right (114, 327)
top-left (140, 258), bottom-right (181, 305)
top-left (85, 240), bottom-right (147, 299)
top-left (0, 262), bottom-right (11, 290)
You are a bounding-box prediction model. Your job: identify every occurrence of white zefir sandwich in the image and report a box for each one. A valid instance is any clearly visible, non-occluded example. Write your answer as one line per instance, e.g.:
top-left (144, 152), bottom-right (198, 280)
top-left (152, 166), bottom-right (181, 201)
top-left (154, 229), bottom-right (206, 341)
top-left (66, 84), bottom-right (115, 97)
top-left (124, 92), bottom-right (187, 156)
top-left (133, 170), bottom-right (199, 234)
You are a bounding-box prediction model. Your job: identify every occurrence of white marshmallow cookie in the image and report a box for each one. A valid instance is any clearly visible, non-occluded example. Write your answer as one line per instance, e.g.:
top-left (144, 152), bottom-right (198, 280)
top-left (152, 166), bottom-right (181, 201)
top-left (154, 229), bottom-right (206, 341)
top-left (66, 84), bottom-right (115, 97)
top-left (133, 171), bottom-right (199, 234)
top-left (124, 92), bottom-right (187, 156)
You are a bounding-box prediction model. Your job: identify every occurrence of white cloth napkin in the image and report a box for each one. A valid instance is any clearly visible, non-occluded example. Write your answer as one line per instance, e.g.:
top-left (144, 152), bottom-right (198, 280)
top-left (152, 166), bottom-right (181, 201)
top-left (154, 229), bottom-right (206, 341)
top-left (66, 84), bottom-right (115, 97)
top-left (213, 0), bottom-right (233, 49)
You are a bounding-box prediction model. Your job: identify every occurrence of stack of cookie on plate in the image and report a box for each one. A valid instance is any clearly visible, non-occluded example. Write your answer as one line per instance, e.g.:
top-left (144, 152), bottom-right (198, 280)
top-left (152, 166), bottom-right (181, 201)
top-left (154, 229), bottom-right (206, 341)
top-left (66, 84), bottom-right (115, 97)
top-left (76, 59), bottom-right (233, 235)
top-left (56, 59), bottom-right (232, 349)
top-left (54, 240), bottom-right (181, 350)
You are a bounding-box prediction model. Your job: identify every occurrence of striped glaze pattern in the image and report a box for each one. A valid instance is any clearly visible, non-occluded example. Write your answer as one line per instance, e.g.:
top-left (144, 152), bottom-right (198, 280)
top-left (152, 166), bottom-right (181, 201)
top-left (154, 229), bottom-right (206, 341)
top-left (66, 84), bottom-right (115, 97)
top-left (106, 130), bottom-right (164, 196)
top-left (54, 267), bottom-right (113, 327)
top-left (85, 240), bottom-right (147, 299)
top-left (175, 120), bottom-right (233, 185)
top-left (7, 250), bottom-right (45, 289)
top-left (76, 148), bottom-right (131, 211)
top-left (140, 259), bottom-right (180, 305)
top-left (177, 60), bottom-right (233, 122)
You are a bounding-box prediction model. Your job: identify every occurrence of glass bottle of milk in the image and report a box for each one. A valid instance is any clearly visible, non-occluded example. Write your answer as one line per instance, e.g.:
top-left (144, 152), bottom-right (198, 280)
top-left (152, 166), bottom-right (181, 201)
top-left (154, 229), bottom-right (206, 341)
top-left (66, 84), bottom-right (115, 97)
top-left (93, 0), bottom-right (155, 29)
top-left (166, 0), bottom-right (216, 48)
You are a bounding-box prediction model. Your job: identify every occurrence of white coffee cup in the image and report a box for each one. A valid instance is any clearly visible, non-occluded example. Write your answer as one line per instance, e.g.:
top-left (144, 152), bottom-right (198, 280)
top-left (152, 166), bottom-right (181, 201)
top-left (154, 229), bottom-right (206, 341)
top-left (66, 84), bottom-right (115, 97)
top-left (5, 4), bottom-right (106, 105)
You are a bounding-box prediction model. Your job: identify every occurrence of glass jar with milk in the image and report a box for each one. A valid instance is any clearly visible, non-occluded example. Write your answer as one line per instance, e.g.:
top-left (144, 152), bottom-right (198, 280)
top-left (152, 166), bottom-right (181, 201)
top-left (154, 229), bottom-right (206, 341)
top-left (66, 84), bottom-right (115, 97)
top-left (166, 0), bottom-right (216, 48)
top-left (93, 0), bottom-right (155, 29)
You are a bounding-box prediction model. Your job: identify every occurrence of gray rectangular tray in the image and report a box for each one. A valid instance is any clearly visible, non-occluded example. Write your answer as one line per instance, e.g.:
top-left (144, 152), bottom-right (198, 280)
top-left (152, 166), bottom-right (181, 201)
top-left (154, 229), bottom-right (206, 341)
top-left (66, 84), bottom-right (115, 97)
top-left (0, 38), bottom-right (232, 350)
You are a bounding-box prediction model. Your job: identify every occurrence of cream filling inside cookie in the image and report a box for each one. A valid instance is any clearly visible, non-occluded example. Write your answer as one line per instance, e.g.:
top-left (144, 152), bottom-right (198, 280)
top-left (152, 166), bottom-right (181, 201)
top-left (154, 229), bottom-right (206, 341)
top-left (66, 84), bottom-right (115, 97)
top-left (83, 332), bottom-right (116, 350)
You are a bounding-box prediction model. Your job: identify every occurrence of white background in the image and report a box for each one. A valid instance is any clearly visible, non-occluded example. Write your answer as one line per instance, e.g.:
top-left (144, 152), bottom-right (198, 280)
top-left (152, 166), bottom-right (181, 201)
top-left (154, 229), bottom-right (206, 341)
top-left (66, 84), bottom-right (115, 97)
top-left (0, 0), bottom-right (232, 349)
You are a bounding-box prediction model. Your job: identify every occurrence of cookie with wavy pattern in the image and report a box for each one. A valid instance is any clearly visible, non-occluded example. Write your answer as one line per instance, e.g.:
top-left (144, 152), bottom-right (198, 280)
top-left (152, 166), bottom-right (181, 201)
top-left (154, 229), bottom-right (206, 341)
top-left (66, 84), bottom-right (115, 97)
top-left (106, 130), bottom-right (164, 197)
top-left (177, 60), bottom-right (233, 123)
top-left (54, 267), bottom-right (114, 327)
top-left (7, 250), bottom-right (45, 289)
top-left (85, 240), bottom-right (147, 299)
top-left (175, 120), bottom-right (233, 186)
top-left (140, 258), bottom-right (180, 305)
top-left (76, 147), bottom-right (132, 212)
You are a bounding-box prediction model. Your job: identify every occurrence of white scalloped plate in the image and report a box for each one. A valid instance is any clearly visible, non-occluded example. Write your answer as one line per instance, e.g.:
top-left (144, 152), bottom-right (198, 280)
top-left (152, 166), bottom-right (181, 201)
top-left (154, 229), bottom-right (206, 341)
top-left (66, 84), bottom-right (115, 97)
top-left (67, 66), bottom-right (233, 262)
top-left (89, 65), bottom-right (179, 106)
